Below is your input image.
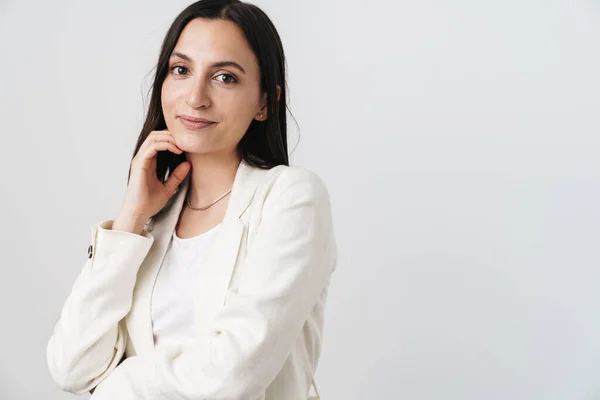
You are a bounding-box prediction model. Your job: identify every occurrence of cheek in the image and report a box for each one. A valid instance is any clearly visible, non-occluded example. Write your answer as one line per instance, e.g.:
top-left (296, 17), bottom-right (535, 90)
top-left (161, 80), bottom-right (181, 117)
top-left (227, 92), bottom-right (260, 121)
top-left (160, 85), bottom-right (171, 116)
top-left (224, 97), bottom-right (260, 140)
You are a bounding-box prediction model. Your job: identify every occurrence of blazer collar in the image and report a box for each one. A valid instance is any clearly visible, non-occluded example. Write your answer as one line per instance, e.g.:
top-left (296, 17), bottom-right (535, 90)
top-left (150, 157), bottom-right (265, 228)
top-left (125, 158), bottom-right (268, 354)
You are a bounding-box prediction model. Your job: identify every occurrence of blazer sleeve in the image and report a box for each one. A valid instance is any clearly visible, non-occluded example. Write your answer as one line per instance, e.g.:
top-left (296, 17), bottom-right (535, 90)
top-left (46, 220), bottom-right (154, 394)
top-left (89, 168), bottom-right (338, 400)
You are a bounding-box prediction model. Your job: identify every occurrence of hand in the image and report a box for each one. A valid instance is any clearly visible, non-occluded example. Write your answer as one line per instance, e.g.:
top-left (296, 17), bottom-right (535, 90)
top-left (117, 130), bottom-right (191, 223)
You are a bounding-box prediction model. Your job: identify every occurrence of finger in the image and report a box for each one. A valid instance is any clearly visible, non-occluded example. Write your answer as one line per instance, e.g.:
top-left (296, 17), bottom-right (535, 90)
top-left (138, 130), bottom-right (174, 152)
top-left (138, 132), bottom-right (178, 154)
top-left (164, 161), bottom-right (191, 196)
top-left (136, 142), bottom-right (183, 166)
top-left (137, 138), bottom-right (181, 163)
top-left (148, 130), bottom-right (173, 140)
top-left (150, 129), bottom-right (171, 135)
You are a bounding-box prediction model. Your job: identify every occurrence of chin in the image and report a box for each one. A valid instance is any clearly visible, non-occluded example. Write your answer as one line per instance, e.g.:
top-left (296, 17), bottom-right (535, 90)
top-left (171, 130), bottom-right (210, 149)
top-left (181, 147), bottom-right (215, 155)
top-left (177, 143), bottom-right (214, 155)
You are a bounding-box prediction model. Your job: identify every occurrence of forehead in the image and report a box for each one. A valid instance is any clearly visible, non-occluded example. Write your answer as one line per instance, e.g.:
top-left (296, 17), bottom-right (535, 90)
top-left (173, 18), bottom-right (258, 70)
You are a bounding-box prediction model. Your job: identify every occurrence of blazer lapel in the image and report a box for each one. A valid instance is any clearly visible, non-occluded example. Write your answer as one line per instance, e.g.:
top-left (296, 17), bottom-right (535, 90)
top-left (193, 160), bottom-right (267, 340)
top-left (125, 159), bottom-right (266, 354)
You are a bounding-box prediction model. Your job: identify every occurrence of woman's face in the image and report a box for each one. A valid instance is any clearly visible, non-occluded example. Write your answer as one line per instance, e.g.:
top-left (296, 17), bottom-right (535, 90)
top-left (161, 18), bottom-right (266, 157)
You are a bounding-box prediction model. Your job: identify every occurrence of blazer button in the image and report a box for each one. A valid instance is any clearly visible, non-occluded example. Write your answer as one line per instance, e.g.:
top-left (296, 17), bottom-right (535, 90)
top-left (88, 245), bottom-right (93, 259)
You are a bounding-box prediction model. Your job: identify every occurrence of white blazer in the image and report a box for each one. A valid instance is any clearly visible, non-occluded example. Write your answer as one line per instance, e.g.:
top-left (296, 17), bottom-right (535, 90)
top-left (46, 159), bottom-right (337, 400)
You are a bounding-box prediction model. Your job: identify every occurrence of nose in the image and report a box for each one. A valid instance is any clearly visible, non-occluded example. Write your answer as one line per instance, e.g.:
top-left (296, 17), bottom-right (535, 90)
top-left (185, 76), bottom-right (211, 109)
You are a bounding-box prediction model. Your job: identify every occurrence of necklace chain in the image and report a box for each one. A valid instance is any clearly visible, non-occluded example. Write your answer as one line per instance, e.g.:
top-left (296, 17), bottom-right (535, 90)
top-left (186, 187), bottom-right (232, 211)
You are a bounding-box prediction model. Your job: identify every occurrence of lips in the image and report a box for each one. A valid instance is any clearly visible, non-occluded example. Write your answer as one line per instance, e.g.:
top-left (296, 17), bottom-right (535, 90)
top-left (179, 115), bottom-right (215, 123)
top-left (178, 116), bottom-right (216, 130)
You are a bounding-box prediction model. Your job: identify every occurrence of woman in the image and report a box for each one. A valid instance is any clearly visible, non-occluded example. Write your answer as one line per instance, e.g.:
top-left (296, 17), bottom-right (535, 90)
top-left (45, 1), bottom-right (337, 399)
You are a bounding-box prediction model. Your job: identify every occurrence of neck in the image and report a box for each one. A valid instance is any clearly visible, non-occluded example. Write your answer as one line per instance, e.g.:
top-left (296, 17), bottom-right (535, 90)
top-left (185, 151), bottom-right (241, 206)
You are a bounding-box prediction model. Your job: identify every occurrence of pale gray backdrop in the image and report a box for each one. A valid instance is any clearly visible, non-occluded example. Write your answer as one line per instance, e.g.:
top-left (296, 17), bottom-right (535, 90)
top-left (1, 0), bottom-right (599, 399)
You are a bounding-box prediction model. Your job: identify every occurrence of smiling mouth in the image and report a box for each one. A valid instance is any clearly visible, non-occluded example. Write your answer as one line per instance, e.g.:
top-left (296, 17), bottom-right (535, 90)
top-left (178, 116), bottom-right (216, 130)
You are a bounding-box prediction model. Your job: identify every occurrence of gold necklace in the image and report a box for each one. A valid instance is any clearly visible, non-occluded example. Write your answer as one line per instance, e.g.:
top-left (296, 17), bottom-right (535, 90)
top-left (186, 187), bottom-right (232, 211)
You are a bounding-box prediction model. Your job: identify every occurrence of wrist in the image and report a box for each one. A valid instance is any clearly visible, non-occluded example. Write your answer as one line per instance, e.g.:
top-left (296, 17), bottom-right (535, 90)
top-left (113, 212), bottom-right (148, 235)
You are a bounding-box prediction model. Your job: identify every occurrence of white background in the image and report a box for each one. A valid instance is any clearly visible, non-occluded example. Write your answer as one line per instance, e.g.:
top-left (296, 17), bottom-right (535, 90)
top-left (0, 0), bottom-right (599, 399)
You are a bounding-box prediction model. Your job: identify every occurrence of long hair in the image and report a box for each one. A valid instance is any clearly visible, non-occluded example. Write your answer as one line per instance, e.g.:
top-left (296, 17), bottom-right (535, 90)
top-left (128, 0), bottom-right (289, 221)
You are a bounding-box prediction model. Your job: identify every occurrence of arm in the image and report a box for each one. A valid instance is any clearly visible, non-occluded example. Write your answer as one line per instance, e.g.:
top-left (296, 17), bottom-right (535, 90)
top-left (89, 352), bottom-right (127, 395)
top-left (46, 220), bottom-right (154, 394)
top-left (90, 168), bottom-right (338, 400)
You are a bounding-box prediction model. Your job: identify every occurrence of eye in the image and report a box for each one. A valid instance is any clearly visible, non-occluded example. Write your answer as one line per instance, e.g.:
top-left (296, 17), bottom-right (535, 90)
top-left (170, 65), bottom-right (189, 76)
top-left (214, 73), bottom-right (238, 84)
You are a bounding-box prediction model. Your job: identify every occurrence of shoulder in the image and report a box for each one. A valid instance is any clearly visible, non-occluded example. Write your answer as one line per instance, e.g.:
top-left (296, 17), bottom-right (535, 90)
top-left (258, 164), bottom-right (331, 205)
top-left (245, 164), bottom-right (337, 268)
top-left (244, 164), bottom-right (333, 222)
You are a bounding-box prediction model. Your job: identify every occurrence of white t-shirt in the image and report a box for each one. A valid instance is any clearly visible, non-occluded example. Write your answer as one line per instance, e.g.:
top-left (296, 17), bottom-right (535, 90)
top-left (150, 224), bottom-right (220, 349)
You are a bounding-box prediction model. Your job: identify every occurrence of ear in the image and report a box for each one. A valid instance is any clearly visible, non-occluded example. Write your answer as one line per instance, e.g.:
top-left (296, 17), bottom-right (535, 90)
top-left (254, 85), bottom-right (281, 122)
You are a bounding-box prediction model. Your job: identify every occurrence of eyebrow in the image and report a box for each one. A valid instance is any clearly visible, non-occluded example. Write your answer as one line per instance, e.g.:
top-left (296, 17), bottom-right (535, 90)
top-left (170, 51), bottom-right (246, 74)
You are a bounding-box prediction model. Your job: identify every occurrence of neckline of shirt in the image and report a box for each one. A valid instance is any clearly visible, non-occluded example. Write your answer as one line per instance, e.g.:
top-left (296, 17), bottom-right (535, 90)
top-left (172, 223), bottom-right (221, 243)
